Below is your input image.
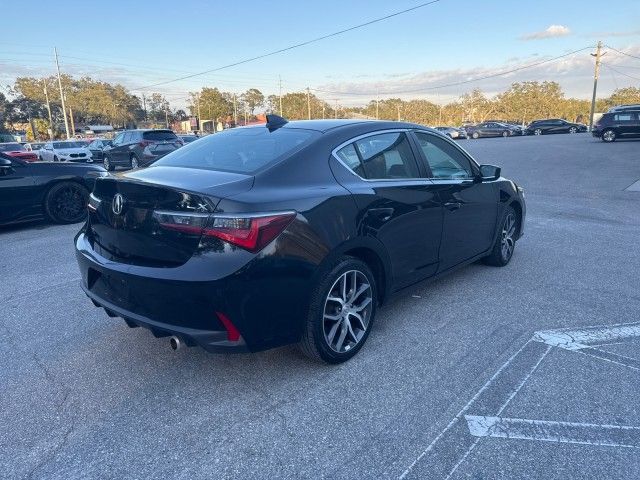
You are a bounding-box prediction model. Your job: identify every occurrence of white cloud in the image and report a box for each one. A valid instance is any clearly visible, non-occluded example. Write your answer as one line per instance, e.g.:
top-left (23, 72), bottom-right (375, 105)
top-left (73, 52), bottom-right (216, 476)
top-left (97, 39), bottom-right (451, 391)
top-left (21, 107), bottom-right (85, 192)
top-left (521, 25), bottom-right (571, 41)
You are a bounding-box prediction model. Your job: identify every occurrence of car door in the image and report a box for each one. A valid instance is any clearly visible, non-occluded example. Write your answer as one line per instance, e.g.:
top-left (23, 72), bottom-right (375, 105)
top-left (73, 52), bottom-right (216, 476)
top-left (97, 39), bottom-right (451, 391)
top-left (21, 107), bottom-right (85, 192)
top-left (332, 130), bottom-right (443, 289)
top-left (41, 143), bottom-right (53, 161)
top-left (0, 157), bottom-right (37, 223)
top-left (412, 130), bottom-right (498, 272)
top-left (108, 133), bottom-right (126, 163)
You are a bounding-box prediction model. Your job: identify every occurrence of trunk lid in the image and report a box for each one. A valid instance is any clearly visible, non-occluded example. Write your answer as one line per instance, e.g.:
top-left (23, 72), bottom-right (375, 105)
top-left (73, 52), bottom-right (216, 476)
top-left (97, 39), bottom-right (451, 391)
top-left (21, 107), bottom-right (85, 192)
top-left (88, 167), bottom-right (253, 266)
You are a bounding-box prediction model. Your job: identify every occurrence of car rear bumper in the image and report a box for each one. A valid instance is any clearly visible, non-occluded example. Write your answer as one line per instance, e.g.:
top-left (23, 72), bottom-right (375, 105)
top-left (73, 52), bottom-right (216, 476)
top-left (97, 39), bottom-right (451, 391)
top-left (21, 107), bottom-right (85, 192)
top-left (75, 229), bottom-right (316, 353)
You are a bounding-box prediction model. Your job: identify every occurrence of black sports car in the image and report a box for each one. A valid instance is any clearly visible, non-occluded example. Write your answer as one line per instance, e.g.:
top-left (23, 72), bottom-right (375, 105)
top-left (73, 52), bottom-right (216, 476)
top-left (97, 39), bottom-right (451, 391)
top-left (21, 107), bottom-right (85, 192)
top-left (75, 116), bottom-right (526, 363)
top-left (0, 153), bottom-right (108, 225)
top-left (465, 122), bottom-right (513, 139)
top-left (525, 119), bottom-right (587, 135)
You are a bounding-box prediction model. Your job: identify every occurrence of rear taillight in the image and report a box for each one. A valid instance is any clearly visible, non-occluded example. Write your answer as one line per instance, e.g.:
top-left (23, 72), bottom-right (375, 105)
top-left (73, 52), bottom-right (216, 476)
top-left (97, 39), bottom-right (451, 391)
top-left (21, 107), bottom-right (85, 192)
top-left (153, 211), bottom-right (295, 253)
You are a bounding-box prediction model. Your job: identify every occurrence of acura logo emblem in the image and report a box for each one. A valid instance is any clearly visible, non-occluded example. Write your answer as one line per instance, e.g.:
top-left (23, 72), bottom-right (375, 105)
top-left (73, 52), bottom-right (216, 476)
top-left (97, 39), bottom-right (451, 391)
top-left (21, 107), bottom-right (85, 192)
top-left (112, 193), bottom-right (125, 215)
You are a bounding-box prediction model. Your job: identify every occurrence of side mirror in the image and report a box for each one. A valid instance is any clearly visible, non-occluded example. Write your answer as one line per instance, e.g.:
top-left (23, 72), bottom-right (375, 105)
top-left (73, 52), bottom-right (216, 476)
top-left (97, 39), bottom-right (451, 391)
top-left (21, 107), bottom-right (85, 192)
top-left (479, 164), bottom-right (501, 181)
top-left (0, 157), bottom-right (13, 175)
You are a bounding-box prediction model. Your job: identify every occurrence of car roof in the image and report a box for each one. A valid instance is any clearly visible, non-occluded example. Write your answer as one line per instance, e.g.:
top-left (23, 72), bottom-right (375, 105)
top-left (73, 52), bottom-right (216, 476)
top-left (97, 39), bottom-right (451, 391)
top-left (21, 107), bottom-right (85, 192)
top-left (278, 118), bottom-right (429, 133)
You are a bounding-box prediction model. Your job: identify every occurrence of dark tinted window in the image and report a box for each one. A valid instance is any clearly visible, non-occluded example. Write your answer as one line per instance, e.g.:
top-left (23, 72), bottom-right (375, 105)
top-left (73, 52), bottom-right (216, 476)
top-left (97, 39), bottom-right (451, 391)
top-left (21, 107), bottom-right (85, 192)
top-left (335, 143), bottom-right (366, 178)
top-left (414, 131), bottom-right (474, 179)
top-left (154, 127), bottom-right (317, 174)
top-left (143, 130), bottom-right (178, 141)
top-left (614, 113), bottom-right (637, 121)
top-left (354, 132), bottom-right (420, 180)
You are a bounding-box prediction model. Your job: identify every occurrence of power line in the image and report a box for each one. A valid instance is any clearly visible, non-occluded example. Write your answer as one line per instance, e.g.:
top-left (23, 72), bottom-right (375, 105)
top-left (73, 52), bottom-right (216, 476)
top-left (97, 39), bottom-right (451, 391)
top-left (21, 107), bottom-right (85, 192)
top-left (311, 46), bottom-right (595, 96)
top-left (605, 45), bottom-right (640, 62)
top-left (133, 0), bottom-right (442, 90)
top-left (602, 63), bottom-right (640, 81)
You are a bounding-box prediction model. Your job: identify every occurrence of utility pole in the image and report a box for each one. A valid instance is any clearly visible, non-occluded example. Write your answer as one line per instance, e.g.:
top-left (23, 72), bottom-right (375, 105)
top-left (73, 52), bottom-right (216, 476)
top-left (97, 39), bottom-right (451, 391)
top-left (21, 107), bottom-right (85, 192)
top-left (322, 104), bottom-right (326, 119)
top-left (589, 41), bottom-right (605, 131)
top-left (278, 75), bottom-right (283, 116)
top-left (196, 93), bottom-right (202, 131)
top-left (42, 79), bottom-right (54, 139)
top-left (397, 104), bottom-right (401, 121)
top-left (142, 94), bottom-right (147, 122)
top-left (165, 107), bottom-right (169, 128)
top-left (376, 91), bottom-right (379, 120)
top-left (69, 108), bottom-right (75, 136)
top-left (54, 47), bottom-right (70, 139)
top-left (306, 87), bottom-right (311, 120)
top-left (233, 94), bottom-right (238, 126)
top-left (334, 99), bottom-right (339, 119)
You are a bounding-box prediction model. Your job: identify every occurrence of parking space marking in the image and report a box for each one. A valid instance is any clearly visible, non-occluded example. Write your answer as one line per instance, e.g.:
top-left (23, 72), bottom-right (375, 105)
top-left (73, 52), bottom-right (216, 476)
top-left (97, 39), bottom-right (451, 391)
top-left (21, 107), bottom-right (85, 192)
top-left (399, 321), bottom-right (640, 478)
top-left (534, 322), bottom-right (640, 351)
top-left (465, 416), bottom-right (640, 449)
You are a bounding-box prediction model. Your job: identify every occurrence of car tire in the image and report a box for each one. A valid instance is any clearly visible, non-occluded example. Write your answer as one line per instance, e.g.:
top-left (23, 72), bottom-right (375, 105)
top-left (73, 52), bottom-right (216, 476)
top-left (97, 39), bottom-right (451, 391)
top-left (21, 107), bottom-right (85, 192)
top-left (502, 130), bottom-right (509, 137)
top-left (569, 126), bottom-right (577, 134)
top-left (38, 155), bottom-right (43, 161)
top-left (130, 155), bottom-right (139, 169)
top-left (53, 155), bottom-right (58, 161)
top-left (534, 128), bottom-right (543, 136)
top-left (300, 256), bottom-right (377, 364)
top-left (472, 132), bottom-right (479, 139)
top-left (103, 155), bottom-right (115, 171)
top-left (44, 181), bottom-right (89, 224)
top-left (483, 206), bottom-right (518, 267)
top-left (602, 129), bottom-right (616, 143)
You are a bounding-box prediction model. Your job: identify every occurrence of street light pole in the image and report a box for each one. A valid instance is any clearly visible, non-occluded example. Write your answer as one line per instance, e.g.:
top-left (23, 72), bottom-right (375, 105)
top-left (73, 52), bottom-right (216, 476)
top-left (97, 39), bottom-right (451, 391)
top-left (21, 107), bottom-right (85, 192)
top-left (54, 47), bottom-right (70, 139)
top-left (42, 79), bottom-right (54, 140)
top-left (589, 41), bottom-right (605, 131)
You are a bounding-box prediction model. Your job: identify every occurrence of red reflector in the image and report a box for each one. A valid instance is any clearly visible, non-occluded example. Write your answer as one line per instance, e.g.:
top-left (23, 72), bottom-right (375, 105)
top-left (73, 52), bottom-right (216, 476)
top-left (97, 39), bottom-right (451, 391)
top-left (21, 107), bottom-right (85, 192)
top-left (216, 312), bottom-right (240, 342)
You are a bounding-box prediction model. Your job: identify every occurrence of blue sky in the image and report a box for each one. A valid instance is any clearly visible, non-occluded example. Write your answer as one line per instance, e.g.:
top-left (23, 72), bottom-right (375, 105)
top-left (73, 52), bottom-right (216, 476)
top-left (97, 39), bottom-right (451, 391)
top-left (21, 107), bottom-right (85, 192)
top-left (1, 0), bottom-right (639, 108)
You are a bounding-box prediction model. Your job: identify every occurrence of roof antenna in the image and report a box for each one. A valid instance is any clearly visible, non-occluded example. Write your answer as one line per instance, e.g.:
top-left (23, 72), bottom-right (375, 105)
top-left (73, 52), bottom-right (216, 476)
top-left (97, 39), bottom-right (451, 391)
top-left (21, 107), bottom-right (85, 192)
top-left (265, 114), bottom-right (288, 131)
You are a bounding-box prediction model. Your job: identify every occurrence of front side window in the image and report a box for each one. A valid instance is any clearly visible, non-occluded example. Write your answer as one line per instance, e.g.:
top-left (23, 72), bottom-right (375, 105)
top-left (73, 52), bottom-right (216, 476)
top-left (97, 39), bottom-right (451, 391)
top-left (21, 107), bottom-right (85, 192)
top-left (353, 132), bottom-right (420, 180)
top-left (414, 131), bottom-right (474, 180)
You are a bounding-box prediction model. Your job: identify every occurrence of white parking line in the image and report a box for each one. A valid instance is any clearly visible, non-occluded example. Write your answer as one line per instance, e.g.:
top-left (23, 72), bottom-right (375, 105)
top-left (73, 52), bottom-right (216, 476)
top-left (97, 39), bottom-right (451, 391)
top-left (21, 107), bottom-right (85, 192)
top-left (465, 415), bottom-right (640, 449)
top-left (534, 322), bottom-right (640, 351)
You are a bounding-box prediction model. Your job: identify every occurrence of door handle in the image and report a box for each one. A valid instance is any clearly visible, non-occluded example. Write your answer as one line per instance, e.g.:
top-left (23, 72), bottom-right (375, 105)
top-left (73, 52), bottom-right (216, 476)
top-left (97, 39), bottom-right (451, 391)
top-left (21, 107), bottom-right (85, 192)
top-left (368, 207), bottom-right (394, 222)
top-left (444, 202), bottom-right (462, 211)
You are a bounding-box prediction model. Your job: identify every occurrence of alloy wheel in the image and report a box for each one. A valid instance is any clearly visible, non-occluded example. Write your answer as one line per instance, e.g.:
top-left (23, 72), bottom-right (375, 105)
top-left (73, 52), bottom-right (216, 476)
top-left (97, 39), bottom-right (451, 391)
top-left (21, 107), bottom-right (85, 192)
top-left (323, 270), bottom-right (373, 353)
top-left (569, 127), bottom-right (577, 134)
top-left (501, 213), bottom-right (516, 261)
top-left (534, 129), bottom-right (542, 135)
top-left (50, 184), bottom-right (86, 223)
top-left (602, 130), bottom-right (616, 142)
top-left (131, 156), bottom-right (139, 169)
top-left (502, 131), bottom-right (508, 137)
top-left (103, 157), bottom-right (110, 170)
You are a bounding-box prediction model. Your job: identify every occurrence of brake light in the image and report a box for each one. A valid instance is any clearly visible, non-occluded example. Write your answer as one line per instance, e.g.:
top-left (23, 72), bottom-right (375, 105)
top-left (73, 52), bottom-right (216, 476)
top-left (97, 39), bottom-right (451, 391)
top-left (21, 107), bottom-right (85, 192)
top-left (216, 312), bottom-right (241, 341)
top-left (153, 211), bottom-right (295, 253)
top-left (203, 213), bottom-right (295, 252)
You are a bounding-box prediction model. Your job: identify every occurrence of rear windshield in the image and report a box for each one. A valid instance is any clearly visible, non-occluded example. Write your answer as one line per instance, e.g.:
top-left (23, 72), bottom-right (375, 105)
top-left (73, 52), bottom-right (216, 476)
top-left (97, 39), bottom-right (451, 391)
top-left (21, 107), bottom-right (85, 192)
top-left (143, 131), bottom-right (178, 141)
top-left (0, 143), bottom-right (24, 151)
top-left (154, 127), bottom-right (318, 174)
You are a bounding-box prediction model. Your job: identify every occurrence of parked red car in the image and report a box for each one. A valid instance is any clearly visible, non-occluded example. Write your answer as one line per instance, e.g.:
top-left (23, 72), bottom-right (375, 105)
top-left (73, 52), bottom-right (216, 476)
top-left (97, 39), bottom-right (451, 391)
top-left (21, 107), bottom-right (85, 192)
top-left (0, 142), bottom-right (38, 162)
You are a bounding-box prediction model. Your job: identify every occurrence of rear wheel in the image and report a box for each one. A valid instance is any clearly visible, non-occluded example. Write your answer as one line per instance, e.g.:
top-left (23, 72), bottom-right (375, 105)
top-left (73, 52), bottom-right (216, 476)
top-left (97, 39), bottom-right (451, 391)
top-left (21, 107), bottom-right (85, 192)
top-left (502, 130), bottom-right (509, 137)
top-left (44, 181), bottom-right (89, 224)
top-left (472, 132), bottom-right (479, 139)
top-left (602, 129), bottom-right (616, 143)
top-left (103, 155), bottom-right (115, 171)
top-left (569, 126), bottom-right (577, 134)
top-left (534, 128), bottom-right (543, 136)
top-left (130, 154), bottom-right (139, 169)
top-left (53, 155), bottom-right (59, 161)
top-left (483, 206), bottom-right (518, 267)
top-left (300, 257), bottom-right (376, 363)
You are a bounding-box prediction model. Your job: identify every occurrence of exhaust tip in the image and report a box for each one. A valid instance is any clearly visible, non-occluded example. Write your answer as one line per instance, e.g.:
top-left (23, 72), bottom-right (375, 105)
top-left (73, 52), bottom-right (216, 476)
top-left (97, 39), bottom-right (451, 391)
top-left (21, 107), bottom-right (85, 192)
top-left (169, 336), bottom-right (182, 351)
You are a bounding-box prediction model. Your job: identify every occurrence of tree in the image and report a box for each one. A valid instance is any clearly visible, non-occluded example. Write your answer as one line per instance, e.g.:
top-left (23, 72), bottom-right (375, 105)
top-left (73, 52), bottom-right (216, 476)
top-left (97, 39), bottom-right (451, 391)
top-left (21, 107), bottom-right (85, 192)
top-left (189, 87), bottom-right (233, 121)
top-left (241, 88), bottom-right (264, 115)
top-left (147, 93), bottom-right (170, 124)
top-left (605, 87), bottom-right (640, 109)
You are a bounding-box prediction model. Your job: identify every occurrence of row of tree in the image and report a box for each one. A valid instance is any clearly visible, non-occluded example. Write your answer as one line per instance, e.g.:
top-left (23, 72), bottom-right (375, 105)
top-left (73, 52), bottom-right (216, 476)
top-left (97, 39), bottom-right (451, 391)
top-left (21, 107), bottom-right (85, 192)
top-left (2, 74), bottom-right (639, 139)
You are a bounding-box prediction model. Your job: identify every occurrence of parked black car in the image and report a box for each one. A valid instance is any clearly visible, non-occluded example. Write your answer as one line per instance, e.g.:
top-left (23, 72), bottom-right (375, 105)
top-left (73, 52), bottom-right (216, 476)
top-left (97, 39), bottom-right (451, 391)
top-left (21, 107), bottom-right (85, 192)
top-left (75, 117), bottom-right (526, 363)
top-left (592, 110), bottom-right (640, 142)
top-left (87, 139), bottom-right (112, 161)
top-left (466, 122), bottom-right (513, 139)
top-left (525, 119), bottom-right (587, 135)
top-left (0, 152), bottom-right (108, 225)
top-left (102, 129), bottom-right (182, 171)
top-left (607, 104), bottom-right (640, 113)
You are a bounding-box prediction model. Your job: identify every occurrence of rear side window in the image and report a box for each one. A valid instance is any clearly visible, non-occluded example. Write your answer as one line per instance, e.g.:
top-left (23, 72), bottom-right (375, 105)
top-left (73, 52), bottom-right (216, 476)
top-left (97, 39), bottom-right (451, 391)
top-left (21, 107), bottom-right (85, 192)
top-left (614, 113), bottom-right (637, 121)
top-left (143, 131), bottom-right (178, 141)
top-left (154, 127), bottom-right (317, 174)
top-left (353, 132), bottom-right (420, 180)
top-left (335, 144), bottom-right (366, 178)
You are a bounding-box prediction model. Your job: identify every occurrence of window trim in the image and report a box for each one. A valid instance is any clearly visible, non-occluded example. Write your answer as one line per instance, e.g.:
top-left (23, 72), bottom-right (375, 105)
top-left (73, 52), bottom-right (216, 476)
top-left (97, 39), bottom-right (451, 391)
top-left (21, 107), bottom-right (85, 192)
top-left (410, 129), bottom-right (481, 180)
top-left (331, 129), bottom-right (431, 182)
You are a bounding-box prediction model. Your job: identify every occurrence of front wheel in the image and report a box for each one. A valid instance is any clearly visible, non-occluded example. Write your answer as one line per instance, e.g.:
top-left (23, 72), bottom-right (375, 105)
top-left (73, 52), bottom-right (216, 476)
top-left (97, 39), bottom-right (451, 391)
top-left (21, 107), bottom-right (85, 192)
top-left (483, 206), bottom-right (518, 267)
top-left (502, 130), bottom-right (509, 137)
top-left (44, 181), bottom-right (89, 224)
top-left (130, 155), bottom-right (139, 169)
top-left (569, 126), bottom-right (577, 134)
top-left (472, 132), bottom-right (479, 139)
top-left (300, 257), bottom-right (377, 363)
top-left (103, 155), bottom-right (115, 171)
top-left (602, 129), bottom-right (616, 143)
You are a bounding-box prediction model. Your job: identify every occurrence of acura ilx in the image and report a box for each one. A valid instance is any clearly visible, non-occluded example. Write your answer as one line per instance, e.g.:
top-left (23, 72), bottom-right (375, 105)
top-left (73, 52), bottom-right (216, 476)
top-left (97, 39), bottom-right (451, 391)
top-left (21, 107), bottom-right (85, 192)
top-left (75, 116), bottom-right (526, 363)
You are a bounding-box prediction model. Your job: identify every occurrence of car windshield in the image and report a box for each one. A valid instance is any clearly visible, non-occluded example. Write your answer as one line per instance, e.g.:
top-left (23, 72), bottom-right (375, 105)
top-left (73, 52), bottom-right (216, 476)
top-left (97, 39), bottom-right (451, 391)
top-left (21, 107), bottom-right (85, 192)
top-left (53, 141), bottom-right (86, 148)
top-left (180, 136), bottom-right (198, 143)
top-left (154, 126), bottom-right (318, 174)
top-left (0, 143), bottom-right (25, 151)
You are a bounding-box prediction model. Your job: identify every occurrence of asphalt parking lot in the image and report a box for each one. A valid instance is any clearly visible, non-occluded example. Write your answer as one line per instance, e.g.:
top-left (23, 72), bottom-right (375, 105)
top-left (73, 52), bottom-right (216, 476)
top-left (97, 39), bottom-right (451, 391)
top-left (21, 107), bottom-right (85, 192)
top-left (1, 133), bottom-right (639, 479)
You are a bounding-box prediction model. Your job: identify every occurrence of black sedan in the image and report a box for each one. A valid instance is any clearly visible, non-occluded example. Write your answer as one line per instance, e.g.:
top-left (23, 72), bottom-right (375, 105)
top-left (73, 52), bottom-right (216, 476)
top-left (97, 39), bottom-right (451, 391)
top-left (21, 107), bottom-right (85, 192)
top-left (75, 116), bottom-right (526, 363)
top-left (0, 153), bottom-right (108, 225)
top-left (466, 122), bottom-right (513, 139)
top-left (86, 139), bottom-right (112, 161)
top-left (525, 119), bottom-right (587, 135)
